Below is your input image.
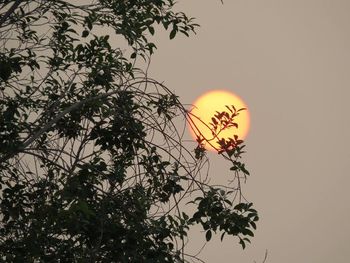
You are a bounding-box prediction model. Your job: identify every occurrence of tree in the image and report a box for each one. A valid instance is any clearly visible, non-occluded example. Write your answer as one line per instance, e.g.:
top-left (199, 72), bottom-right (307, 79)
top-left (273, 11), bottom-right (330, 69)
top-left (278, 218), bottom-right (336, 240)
top-left (0, 0), bottom-right (258, 262)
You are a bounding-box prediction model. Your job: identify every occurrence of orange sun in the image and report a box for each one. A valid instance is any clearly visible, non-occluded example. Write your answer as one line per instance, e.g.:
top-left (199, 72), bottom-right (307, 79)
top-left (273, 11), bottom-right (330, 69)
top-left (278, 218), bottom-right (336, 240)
top-left (189, 90), bottom-right (250, 152)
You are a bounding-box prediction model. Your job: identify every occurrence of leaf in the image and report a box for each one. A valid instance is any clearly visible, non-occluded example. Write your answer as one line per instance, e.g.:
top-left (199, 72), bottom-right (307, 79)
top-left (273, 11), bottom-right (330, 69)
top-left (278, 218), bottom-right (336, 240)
top-left (230, 166), bottom-right (238, 171)
top-left (82, 30), bottom-right (89, 38)
top-left (169, 29), bottom-right (177, 39)
top-left (182, 212), bottom-right (189, 221)
top-left (192, 211), bottom-right (202, 220)
top-left (224, 199), bottom-right (232, 206)
top-left (239, 238), bottom-right (246, 249)
top-left (205, 230), bottom-right (212, 241)
top-left (250, 221), bottom-right (257, 230)
top-left (220, 232), bottom-right (226, 241)
top-left (149, 26), bottom-right (155, 35)
top-left (241, 165), bottom-right (250, 175)
top-left (234, 203), bottom-right (246, 211)
top-left (87, 19), bottom-right (92, 30)
top-left (225, 105), bottom-right (233, 113)
top-left (243, 228), bottom-right (254, 237)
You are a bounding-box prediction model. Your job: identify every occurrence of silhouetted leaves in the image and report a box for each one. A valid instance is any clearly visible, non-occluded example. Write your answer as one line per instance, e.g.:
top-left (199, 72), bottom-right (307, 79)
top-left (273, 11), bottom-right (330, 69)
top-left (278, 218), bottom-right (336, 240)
top-left (189, 188), bottom-right (258, 249)
top-left (0, 0), bottom-right (257, 261)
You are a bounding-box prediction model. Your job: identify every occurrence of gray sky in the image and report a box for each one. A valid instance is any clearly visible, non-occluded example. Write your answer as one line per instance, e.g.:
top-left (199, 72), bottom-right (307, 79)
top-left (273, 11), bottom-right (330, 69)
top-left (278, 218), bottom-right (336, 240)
top-left (149, 0), bottom-right (350, 262)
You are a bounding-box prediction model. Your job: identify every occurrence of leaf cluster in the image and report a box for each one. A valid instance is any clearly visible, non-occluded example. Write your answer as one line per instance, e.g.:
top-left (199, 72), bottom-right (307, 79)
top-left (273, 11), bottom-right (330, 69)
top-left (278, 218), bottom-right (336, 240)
top-left (189, 188), bottom-right (258, 249)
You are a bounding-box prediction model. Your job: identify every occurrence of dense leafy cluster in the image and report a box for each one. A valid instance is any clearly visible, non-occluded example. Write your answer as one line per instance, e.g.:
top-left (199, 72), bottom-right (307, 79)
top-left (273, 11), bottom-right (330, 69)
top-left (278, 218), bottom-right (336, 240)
top-left (0, 0), bottom-right (258, 262)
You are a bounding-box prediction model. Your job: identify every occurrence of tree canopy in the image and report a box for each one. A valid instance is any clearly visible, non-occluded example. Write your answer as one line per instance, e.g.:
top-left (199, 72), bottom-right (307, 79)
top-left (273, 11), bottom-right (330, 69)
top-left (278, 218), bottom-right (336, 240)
top-left (0, 0), bottom-right (258, 262)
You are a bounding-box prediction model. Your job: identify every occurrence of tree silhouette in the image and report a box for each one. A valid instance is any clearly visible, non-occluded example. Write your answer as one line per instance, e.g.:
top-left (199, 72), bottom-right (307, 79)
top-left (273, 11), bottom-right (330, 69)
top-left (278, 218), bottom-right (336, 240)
top-left (0, 1), bottom-right (258, 262)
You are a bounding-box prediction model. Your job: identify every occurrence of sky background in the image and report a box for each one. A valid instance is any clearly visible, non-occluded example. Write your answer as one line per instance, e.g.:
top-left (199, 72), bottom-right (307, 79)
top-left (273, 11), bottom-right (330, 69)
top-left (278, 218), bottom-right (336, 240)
top-left (148, 0), bottom-right (350, 262)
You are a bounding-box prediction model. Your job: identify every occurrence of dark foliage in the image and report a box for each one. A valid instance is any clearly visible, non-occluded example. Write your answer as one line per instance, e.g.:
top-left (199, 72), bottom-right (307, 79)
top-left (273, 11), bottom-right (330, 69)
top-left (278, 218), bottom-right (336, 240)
top-left (0, 0), bottom-right (258, 262)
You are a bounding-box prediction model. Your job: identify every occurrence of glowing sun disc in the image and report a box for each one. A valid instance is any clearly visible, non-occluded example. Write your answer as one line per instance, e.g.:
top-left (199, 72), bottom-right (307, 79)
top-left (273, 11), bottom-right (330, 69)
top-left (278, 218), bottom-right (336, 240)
top-left (189, 90), bottom-right (250, 152)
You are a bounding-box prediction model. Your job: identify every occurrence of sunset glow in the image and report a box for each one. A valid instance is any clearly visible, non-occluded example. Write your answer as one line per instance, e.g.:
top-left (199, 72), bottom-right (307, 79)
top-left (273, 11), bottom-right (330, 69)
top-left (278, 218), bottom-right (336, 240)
top-left (189, 90), bottom-right (250, 151)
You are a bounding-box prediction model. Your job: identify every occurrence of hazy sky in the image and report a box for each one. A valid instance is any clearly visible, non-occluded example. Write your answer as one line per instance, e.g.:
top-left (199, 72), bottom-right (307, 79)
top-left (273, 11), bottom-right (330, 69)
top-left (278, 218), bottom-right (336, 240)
top-left (149, 1), bottom-right (350, 262)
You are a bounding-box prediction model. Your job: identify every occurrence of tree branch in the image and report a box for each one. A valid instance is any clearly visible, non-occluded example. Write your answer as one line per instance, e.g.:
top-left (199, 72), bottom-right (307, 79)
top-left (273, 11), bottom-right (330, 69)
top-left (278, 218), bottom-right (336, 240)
top-left (0, 0), bottom-right (23, 27)
top-left (0, 79), bottom-right (151, 164)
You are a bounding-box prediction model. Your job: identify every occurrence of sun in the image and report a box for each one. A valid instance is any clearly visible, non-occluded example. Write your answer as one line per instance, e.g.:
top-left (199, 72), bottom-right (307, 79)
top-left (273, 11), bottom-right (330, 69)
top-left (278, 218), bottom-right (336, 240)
top-left (189, 90), bottom-right (250, 152)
